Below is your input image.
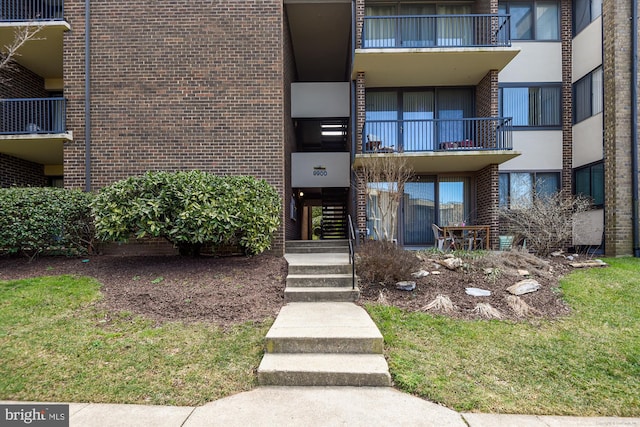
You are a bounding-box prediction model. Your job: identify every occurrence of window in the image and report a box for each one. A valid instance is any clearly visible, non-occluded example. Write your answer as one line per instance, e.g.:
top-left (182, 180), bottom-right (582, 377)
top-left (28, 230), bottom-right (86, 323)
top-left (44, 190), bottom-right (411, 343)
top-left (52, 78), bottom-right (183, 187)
top-left (365, 88), bottom-right (474, 151)
top-left (574, 161), bottom-right (604, 206)
top-left (499, 85), bottom-right (561, 128)
top-left (498, 1), bottom-right (559, 41)
top-left (364, 2), bottom-right (472, 48)
top-left (499, 172), bottom-right (560, 208)
top-left (573, 67), bottom-right (603, 124)
top-left (573, 0), bottom-right (602, 36)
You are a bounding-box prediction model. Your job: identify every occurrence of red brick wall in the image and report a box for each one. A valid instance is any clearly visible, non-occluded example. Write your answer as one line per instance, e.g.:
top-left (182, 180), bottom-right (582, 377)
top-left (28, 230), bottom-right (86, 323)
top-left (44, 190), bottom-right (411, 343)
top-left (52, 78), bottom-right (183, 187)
top-left (476, 164), bottom-right (499, 249)
top-left (64, 0), bottom-right (287, 253)
top-left (561, 0), bottom-right (573, 198)
top-left (0, 63), bottom-right (49, 186)
top-left (0, 154), bottom-right (47, 187)
top-left (0, 62), bottom-right (48, 98)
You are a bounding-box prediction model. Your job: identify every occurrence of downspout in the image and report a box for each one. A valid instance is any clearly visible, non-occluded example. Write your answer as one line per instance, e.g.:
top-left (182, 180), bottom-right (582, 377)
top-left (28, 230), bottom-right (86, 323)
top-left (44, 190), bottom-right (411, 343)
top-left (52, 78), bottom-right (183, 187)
top-left (84, 0), bottom-right (91, 191)
top-left (632, 0), bottom-right (639, 256)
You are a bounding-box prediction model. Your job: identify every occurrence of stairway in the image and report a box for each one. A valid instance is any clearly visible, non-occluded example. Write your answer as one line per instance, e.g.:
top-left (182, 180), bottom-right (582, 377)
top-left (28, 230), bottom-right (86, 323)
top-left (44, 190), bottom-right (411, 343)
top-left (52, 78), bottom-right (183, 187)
top-left (257, 240), bottom-right (391, 387)
top-left (321, 189), bottom-right (348, 240)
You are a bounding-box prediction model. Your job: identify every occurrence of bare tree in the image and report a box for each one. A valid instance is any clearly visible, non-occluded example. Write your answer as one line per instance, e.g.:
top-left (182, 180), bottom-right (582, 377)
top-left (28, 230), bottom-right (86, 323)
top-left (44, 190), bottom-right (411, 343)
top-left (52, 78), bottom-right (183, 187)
top-left (356, 155), bottom-right (413, 242)
top-left (0, 24), bottom-right (44, 83)
top-left (499, 189), bottom-right (591, 256)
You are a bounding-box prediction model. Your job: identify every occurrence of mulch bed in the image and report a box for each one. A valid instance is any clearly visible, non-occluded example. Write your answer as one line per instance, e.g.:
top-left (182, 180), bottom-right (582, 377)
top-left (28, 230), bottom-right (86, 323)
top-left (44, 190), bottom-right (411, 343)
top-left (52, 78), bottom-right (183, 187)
top-left (0, 250), bottom-right (587, 325)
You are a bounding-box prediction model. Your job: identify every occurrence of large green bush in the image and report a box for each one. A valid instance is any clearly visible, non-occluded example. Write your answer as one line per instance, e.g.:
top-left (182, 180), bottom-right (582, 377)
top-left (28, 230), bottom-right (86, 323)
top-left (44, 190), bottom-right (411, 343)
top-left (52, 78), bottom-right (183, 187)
top-left (90, 171), bottom-right (281, 256)
top-left (0, 187), bottom-right (95, 257)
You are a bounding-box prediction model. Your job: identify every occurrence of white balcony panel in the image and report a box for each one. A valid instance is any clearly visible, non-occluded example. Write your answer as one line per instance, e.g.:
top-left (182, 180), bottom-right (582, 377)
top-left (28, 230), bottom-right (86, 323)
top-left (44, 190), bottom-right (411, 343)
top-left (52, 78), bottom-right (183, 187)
top-left (573, 209), bottom-right (604, 246)
top-left (292, 152), bottom-right (350, 187)
top-left (572, 16), bottom-right (603, 82)
top-left (499, 130), bottom-right (562, 170)
top-left (291, 83), bottom-right (350, 118)
top-left (573, 113), bottom-right (604, 167)
top-left (499, 42), bottom-right (562, 83)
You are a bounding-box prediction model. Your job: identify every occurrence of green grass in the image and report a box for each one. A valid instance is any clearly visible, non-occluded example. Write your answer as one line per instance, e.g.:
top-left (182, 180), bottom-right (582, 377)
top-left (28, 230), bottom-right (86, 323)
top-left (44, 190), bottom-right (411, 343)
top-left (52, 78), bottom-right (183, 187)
top-left (366, 257), bottom-right (640, 416)
top-left (0, 275), bottom-right (270, 406)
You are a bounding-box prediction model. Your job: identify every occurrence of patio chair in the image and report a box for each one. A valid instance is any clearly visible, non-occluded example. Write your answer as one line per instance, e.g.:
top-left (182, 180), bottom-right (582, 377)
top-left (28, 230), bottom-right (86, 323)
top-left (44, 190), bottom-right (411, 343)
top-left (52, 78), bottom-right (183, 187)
top-left (432, 224), bottom-right (455, 251)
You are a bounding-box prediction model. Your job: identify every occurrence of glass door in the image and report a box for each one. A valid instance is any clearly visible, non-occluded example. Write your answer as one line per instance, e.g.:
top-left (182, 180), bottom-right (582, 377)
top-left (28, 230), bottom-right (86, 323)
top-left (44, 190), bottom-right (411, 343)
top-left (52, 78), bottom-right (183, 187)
top-left (402, 91), bottom-right (434, 152)
top-left (403, 178), bottom-right (436, 245)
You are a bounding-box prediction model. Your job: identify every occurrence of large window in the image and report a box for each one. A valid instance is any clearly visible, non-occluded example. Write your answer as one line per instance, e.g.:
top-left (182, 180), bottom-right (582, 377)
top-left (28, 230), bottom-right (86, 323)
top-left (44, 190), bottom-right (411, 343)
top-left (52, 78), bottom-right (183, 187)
top-left (498, 1), bottom-right (559, 41)
top-left (573, 67), bottom-right (603, 124)
top-left (499, 85), bottom-right (562, 128)
top-left (499, 171), bottom-right (560, 208)
top-left (573, 0), bottom-right (602, 36)
top-left (364, 2), bottom-right (472, 48)
top-left (574, 161), bottom-right (604, 207)
top-left (365, 88), bottom-right (474, 151)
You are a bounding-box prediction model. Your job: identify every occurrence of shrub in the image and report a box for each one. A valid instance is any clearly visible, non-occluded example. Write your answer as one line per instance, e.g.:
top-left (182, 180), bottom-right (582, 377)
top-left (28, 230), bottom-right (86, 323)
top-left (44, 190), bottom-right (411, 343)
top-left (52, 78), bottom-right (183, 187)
top-left (90, 171), bottom-right (281, 256)
top-left (356, 240), bottom-right (421, 285)
top-left (0, 187), bottom-right (95, 257)
top-left (499, 191), bottom-right (591, 256)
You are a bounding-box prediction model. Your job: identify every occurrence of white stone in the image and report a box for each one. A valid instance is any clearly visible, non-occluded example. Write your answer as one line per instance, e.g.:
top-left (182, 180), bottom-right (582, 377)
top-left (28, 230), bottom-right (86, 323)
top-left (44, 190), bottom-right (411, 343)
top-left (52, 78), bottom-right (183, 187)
top-left (465, 287), bottom-right (491, 297)
top-left (430, 271), bottom-right (441, 275)
top-left (507, 279), bottom-right (541, 295)
top-left (441, 257), bottom-right (462, 270)
top-left (483, 268), bottom-right (494, 275)
top-left (411, 270), bottom-right (429, 278)
top-left (517, 269), bottom-right (530, 276)
top-left (396, 281), bottom-right (416, 291)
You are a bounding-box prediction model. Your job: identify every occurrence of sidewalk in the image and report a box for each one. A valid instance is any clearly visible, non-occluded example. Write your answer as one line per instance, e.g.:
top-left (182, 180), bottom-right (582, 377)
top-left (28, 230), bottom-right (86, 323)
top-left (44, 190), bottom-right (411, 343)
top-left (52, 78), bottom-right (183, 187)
top-left (4, 387), bottom-right (640, 427)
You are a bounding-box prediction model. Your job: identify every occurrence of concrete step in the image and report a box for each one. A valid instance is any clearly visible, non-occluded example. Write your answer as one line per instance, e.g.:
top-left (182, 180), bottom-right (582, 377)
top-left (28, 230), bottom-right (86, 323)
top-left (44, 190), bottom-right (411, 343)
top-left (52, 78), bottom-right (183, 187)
top-left (287, 262), bottom-right (352, 275)
top-left (284, 287), bottom-right (360, 303)
top-left (264, 302), bottom-right (383, 354)
top-left (257, 353), bottom-right (391, 387)
top-left (286, 273), bottom-right (355, 288)
top-left (285, 240), bottom-right (350, 254)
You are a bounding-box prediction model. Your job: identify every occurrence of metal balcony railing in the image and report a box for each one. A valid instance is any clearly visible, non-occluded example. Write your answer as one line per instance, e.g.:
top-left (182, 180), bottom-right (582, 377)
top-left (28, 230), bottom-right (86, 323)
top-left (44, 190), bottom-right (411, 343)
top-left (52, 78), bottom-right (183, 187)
top-left (1, 0), bottom-right (64, 21)
top-left (362, 14), bottom-right (511, 48)
top-left (362, 117), bottom-right (513, 153)
top-left (0, 98), bottom-right (67, 135)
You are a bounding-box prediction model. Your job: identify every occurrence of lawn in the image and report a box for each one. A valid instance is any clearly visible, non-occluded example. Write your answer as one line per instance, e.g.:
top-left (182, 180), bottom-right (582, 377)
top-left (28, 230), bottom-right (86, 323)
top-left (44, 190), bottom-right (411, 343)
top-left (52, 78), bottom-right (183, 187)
top-left (0, 275), bottom-right (270, 406)
top-left (366, 257), bottom-right (640, 416)
top-left (0, 257), bottom-right (638, 415)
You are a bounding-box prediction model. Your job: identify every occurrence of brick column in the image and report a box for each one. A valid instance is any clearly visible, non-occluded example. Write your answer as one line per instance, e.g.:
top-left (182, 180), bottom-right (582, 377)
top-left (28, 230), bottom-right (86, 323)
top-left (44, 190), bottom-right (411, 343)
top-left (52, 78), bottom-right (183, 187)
top-left (561, 0), bottom-right (573, 199)
top-left (603, 0), bottom-right (639, 255)
top-left (355, 72), bottom-right (367, 233)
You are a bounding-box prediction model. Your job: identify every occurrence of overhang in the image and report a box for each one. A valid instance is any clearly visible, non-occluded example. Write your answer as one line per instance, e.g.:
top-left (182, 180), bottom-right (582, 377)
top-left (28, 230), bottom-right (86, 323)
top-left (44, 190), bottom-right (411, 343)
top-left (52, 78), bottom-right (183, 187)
top-left (0, 132), bottom-right (72, 165)
top-left (354, 150), bottom-right (521, 174)
top-left (352, 47), bottom-right (520, 87)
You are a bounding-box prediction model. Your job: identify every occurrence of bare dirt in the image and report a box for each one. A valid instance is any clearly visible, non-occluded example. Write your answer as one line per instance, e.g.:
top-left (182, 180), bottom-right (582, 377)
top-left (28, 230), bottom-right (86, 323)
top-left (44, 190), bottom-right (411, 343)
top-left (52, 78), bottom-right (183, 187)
top-left (0, 250), bottom-right (586, 325)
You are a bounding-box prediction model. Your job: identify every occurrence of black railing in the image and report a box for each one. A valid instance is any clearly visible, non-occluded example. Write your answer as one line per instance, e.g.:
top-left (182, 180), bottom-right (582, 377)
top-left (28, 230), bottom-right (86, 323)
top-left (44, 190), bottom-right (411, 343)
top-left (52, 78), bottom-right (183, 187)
top-left (0, 98), bottom-right (67, 135)
top-left (362, 117), bottom-right (513, 153)
top-left (362, 14), bottom-right (511, 48)
top-left (347, 214), bottom-right (356, 290)
top-left (1, 0), bottom-right (64, 21)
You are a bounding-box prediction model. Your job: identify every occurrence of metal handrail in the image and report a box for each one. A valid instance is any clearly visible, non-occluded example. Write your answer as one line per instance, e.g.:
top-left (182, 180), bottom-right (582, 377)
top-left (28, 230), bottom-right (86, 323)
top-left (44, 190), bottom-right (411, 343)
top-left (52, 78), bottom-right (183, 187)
top-left (0, 0), bottom-right (65, 21)
top-left (0, 98), bottom-right (67, 135)
top-left (362, 14), bottom-right (511, 48)
top-left (347, 214), bottom-right (356, 290)
top-left (362, 117), bottom-right (513, 153)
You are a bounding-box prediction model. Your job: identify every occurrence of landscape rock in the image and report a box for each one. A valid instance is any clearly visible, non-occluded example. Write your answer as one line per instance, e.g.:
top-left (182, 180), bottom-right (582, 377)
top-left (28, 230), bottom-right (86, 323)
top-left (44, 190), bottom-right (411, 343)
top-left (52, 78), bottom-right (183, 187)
top-left (507, 279), bottom-right (541, 295)
top-left (569, 259), bottom-right (608, 268)
top-left (551, 251), bottom-right (564, 257)
top-left (396, 281), bottom-right (416, 291)
top-left (483, 268), bottom-right (494, 275)
top-left (465, 287), bottom-right (491, 297)
top-left (411, 270), bottom-right (429, 278)
top-left (517, 269), bottom-right (530, 277)
top-left (430, 271), bottom-right (441, 275)
top-left (439, 257), bottom-right (463, 270)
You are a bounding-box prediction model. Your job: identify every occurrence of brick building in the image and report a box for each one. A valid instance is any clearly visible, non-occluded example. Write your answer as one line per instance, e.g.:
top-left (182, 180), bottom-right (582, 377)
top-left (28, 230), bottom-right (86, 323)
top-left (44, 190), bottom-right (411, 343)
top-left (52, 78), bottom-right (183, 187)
top-left (0, 0), bottom-right (638, 256)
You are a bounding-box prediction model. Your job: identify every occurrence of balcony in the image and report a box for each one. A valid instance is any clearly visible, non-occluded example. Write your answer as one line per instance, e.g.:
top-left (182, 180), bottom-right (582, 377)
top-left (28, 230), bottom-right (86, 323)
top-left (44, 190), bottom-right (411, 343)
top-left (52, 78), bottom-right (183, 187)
top-left (353, 14), bottom-right (520, 87)
top-left (0, 0), bottom-right (69, 84)
top-left (355, 117), bottom-right (520, 173)
top-left (0, 98), bottom-right (71, 165)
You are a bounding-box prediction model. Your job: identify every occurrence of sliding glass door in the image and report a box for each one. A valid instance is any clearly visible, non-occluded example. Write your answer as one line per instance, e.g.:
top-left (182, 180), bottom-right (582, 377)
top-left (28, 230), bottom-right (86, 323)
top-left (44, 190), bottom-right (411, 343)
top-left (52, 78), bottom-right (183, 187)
top-left (403, 178), bottom-right (436, 245)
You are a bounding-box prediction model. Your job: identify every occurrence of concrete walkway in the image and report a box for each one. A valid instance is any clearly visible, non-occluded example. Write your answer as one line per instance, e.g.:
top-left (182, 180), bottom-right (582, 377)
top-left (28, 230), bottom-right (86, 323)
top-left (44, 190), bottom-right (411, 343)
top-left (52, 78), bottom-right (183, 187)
top-left (4, 391), bottom-right (639, 426)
